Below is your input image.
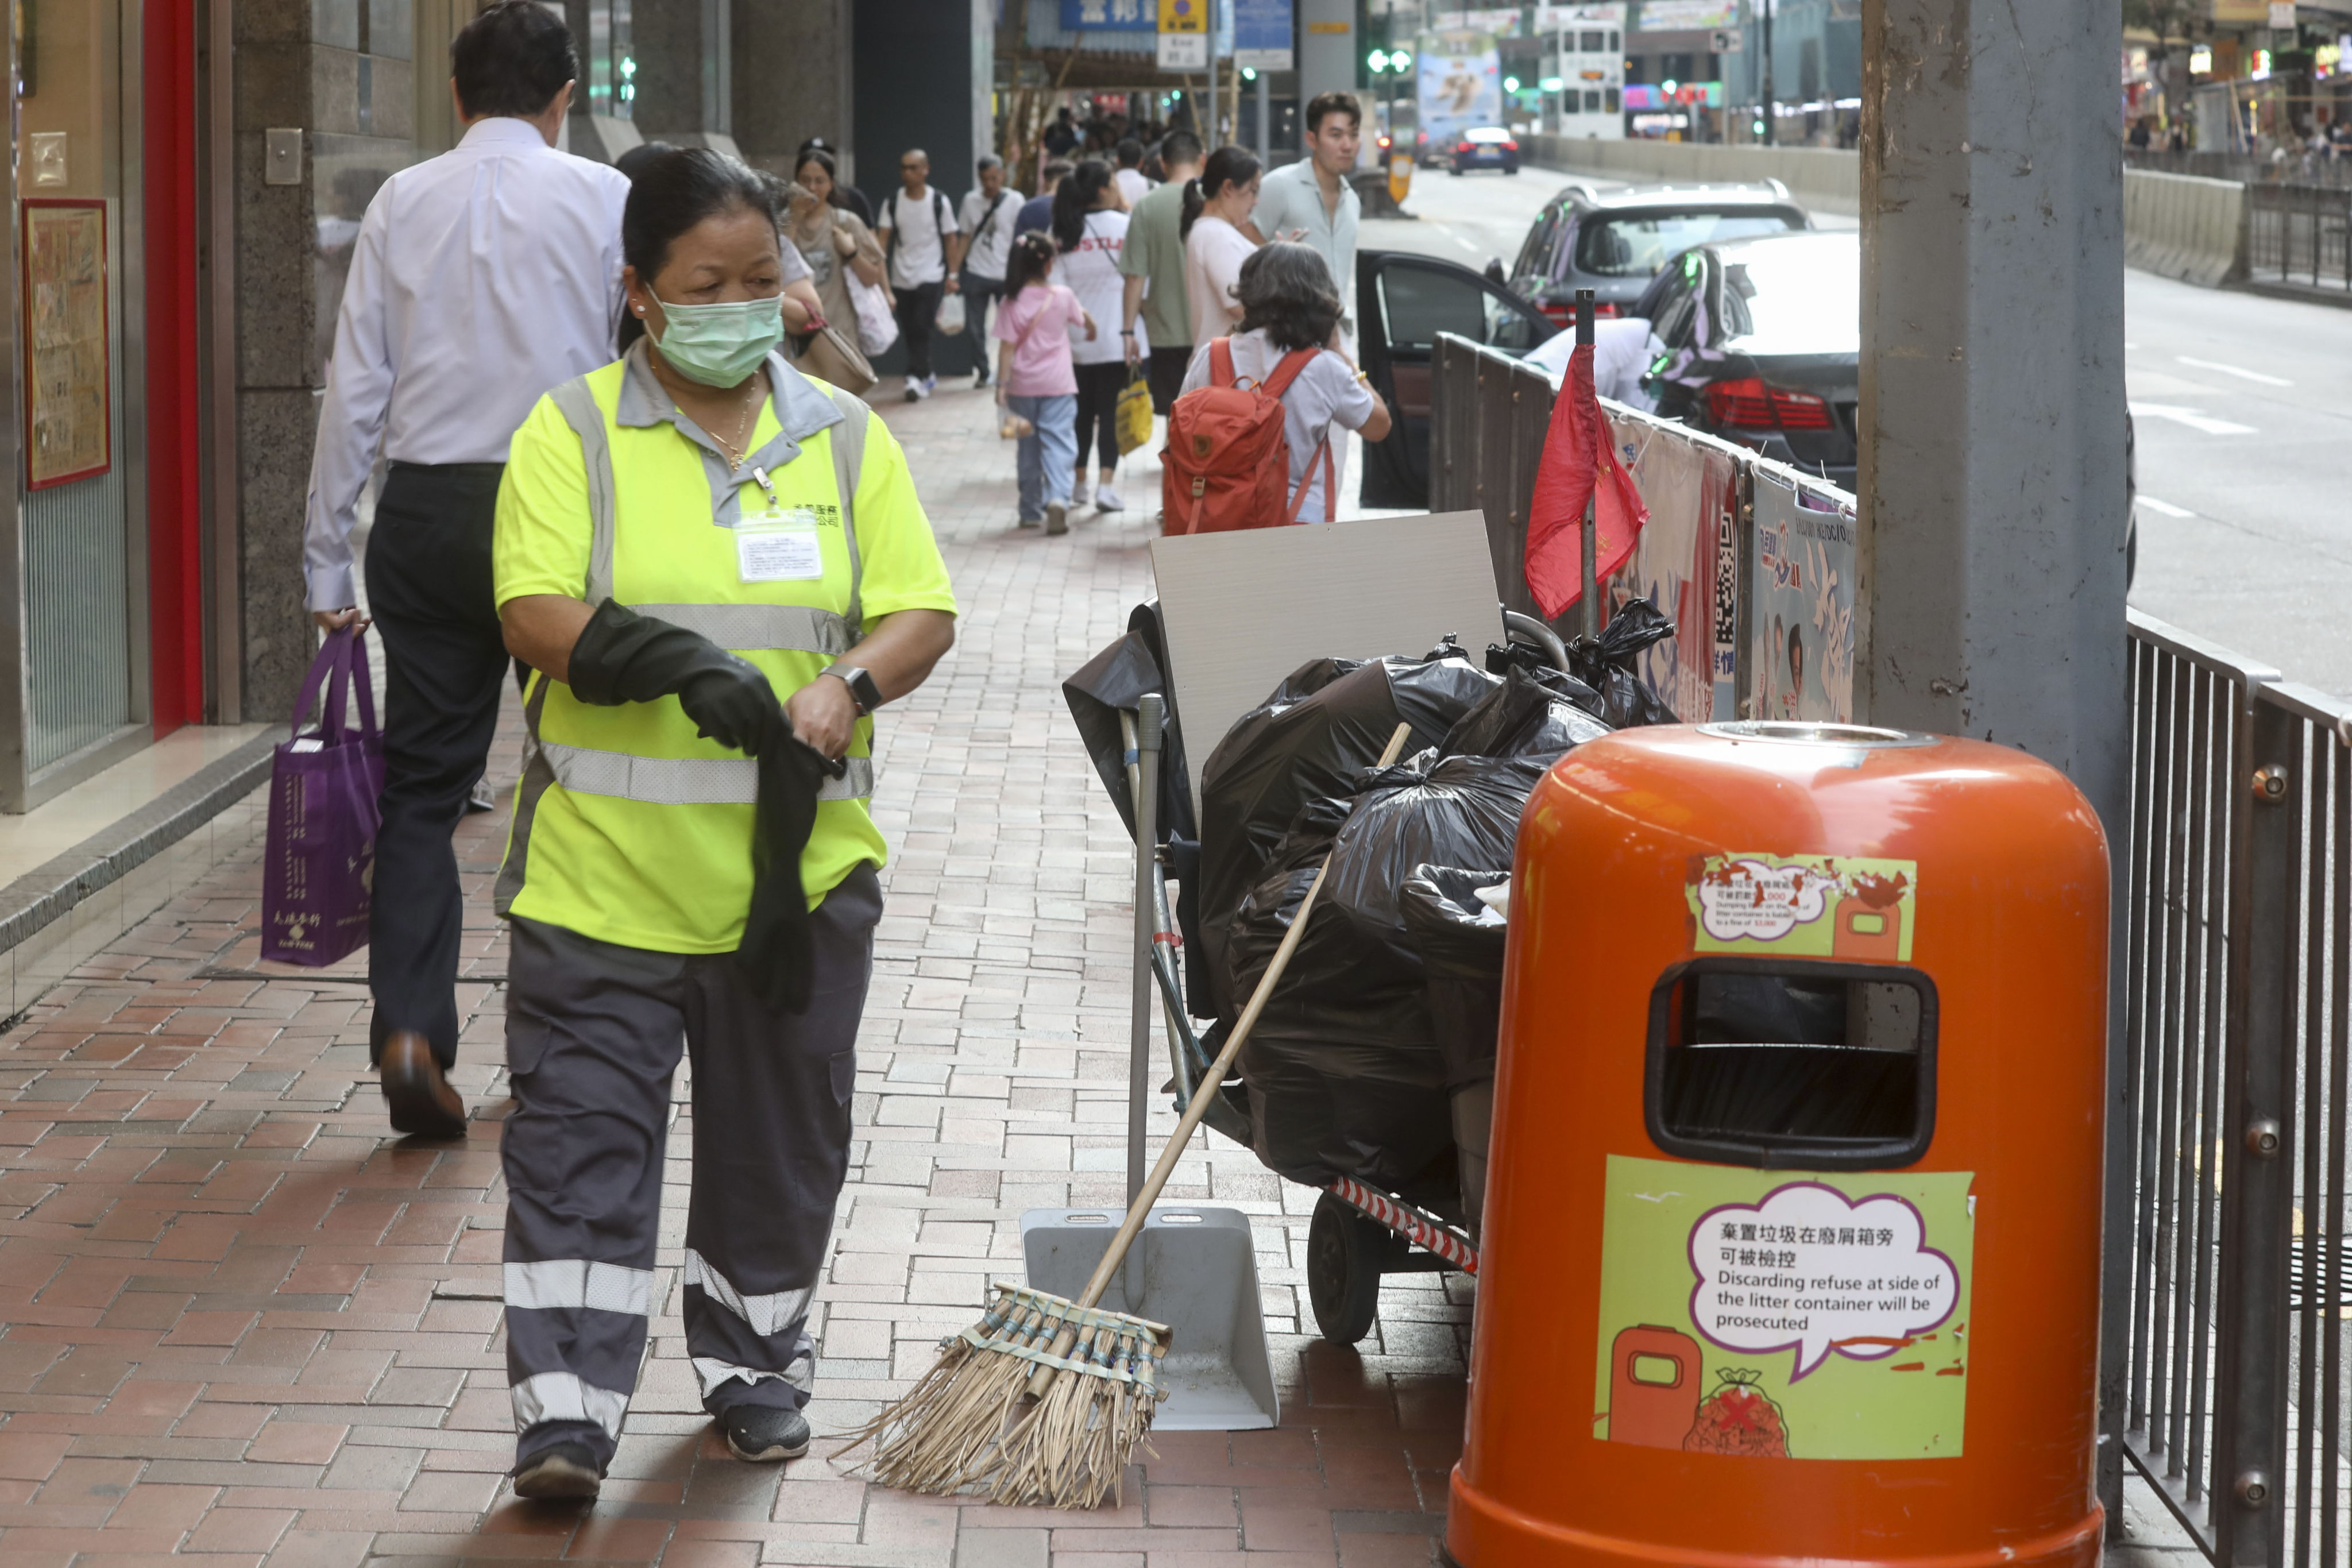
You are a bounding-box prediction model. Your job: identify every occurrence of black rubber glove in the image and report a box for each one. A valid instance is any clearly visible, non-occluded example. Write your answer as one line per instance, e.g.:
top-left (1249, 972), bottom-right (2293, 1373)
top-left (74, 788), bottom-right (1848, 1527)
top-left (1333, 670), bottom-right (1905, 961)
top-left (567, 599), bottom-right (785, 755)
top-left (739, 739), bottom-right (833, 1013)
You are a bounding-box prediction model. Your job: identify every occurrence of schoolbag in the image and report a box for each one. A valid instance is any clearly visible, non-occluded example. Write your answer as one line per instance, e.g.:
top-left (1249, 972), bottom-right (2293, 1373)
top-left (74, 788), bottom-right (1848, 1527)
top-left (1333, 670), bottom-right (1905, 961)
top-left (1160, 339), bottom-right (1337, 535)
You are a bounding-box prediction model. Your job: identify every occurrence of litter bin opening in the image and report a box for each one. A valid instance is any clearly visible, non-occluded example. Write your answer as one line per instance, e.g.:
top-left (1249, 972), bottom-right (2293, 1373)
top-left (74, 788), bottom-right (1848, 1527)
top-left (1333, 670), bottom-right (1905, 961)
top-left (1643, 959), bottom-right (1938, 1171)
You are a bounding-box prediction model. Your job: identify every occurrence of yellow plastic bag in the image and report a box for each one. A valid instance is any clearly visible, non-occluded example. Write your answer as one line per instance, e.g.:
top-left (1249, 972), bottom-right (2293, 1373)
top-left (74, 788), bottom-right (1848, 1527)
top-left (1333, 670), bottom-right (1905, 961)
top-left (1114, 374), bottom-right (1154, 455)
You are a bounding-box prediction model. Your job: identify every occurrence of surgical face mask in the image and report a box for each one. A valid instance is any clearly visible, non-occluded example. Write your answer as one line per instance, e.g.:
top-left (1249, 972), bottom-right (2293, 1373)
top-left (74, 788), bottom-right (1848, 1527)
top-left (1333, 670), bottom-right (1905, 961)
top-left (651, 291), bottom-right (785, 387)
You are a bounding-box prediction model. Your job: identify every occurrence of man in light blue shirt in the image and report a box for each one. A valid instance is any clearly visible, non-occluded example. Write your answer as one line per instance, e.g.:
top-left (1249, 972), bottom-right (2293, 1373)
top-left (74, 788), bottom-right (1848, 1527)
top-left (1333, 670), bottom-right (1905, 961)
top-left (1247, 92), bottom-right (1364, 339)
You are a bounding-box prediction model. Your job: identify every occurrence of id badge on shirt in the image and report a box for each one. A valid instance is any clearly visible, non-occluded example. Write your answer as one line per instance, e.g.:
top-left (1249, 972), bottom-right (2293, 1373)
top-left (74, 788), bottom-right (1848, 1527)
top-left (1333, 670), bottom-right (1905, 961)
top-left (735, 505), bottom-right (825, 583)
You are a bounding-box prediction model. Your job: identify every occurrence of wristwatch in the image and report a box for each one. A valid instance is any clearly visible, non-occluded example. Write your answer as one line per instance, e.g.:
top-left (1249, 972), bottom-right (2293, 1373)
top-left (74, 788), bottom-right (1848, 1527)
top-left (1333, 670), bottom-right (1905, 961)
top-left (825, 664), bottom-right (883, 717)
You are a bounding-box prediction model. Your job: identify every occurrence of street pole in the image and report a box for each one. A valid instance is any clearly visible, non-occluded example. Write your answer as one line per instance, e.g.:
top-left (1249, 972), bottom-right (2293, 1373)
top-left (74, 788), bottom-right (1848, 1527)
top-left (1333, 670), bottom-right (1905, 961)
top-left (1206, 0), bottom-right (1219, 146)
top-left (1858, 0), bottom-right (2128, 1528)
top-left (1256, 69), bottom-right (1269, 164)
top-left (1760, 0), bottom-right (1775, 145)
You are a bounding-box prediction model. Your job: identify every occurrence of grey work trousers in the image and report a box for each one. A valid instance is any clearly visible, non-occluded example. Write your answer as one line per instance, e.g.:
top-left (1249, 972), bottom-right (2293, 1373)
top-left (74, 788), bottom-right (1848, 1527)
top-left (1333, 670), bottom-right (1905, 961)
top-left (499, 866), bottom-right (881, 1470)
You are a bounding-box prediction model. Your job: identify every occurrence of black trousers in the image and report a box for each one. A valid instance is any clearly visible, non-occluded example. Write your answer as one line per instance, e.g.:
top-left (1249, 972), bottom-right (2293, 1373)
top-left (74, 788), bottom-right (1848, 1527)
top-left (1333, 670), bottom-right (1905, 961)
top-left (1073, 361), bottom-right (1127, 474)
top-left (1145, 343), bottom-right (1193, 414)
top-left (501, 868), bottom-right (882, 1468)
top-left (364, 461), bottom-right (509, 1069)
top-left (894, 279), bottom-right (944, 380)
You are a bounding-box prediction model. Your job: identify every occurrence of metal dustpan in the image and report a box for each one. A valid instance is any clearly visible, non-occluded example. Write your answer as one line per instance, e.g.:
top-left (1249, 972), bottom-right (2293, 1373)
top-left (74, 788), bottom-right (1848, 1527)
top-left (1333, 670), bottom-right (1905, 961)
top-left (1021, 1205), bottom-right (1278, 1431)
top-left (1015, 691), bottom-right (1276, 1431)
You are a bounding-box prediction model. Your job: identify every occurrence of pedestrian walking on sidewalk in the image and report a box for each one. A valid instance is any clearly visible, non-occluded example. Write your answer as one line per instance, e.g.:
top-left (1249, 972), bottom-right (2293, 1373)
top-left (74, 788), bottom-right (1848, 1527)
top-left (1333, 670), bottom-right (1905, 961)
top-left (1119, 130), bottom-right (1203, 412)
top-left (993, 231), bottom-right (1094, 536)
top-left (1112, 136), bottom-right (1152, 207)
top-left (875, 148), bottom-right (962, 400)
top-left (302, 1), bottom-right (628, 1141)
top-left (957, 153), bottom-right (1025, 385)
top-left (1246, 92), bottom-right (1364, 346)
top-left (1179, 244), bottom-right (1391, 524)
top-left (1052, 159), bottom-right (1140, 512)
top-left (491, 147), bottom-right (957, 1500)
top-left (1015, 158), bottom-right (1073, 236)
top-left (1183, 146), bottom-right (1264, 348)
top-left (783, 152), bottom-right (887, 350)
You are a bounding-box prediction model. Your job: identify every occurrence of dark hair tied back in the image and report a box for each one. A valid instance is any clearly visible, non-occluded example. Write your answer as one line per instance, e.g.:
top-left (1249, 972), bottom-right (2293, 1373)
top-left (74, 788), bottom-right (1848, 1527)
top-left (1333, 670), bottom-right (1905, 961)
top-left (1005, 230), bottom-right (1059, 295)
top-left (1052, 159), bottom-right (1115, 253)
top-left (617, 148), bottom-right (778, 352)
top-left (1180, 145), bottom-right (1261, 240)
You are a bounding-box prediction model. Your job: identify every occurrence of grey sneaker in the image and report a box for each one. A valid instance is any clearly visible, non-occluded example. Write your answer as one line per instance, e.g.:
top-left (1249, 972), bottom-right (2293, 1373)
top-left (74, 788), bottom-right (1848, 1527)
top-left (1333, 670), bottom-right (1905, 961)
top-left (721, 1405), bottom-right (811, 1463)
top-left (466, 778), bottom-right (497, 813)
top-left (1045, 501), bottom-right (1068, 536)
top-left (512, 1441), bottom-right (601, 1501)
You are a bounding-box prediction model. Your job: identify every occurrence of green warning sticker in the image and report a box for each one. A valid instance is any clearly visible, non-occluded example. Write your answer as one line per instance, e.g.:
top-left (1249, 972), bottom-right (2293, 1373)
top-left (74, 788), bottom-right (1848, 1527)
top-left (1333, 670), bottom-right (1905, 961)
top-left (1686, 853), bottom-right (1917, 962)
top-left (1594, 1154), bottom-right (1975, 1460)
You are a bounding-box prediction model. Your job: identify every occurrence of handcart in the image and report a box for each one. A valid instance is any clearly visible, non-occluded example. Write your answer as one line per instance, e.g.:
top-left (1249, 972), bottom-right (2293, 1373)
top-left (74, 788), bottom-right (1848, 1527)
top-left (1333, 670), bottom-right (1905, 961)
top-left (1097, 605), bottom-right (1573, 1347)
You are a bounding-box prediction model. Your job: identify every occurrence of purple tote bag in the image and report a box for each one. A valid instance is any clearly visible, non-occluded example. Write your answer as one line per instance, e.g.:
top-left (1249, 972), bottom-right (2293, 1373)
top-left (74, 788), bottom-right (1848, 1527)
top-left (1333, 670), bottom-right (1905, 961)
top-left (262, 627), bottom-right (386, 965)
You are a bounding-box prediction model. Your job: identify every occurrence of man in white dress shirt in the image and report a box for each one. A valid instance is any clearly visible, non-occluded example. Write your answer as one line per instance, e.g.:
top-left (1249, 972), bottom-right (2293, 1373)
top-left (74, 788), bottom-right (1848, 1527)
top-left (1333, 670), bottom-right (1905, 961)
top-left (303, 2), bottom-right (629, 1140)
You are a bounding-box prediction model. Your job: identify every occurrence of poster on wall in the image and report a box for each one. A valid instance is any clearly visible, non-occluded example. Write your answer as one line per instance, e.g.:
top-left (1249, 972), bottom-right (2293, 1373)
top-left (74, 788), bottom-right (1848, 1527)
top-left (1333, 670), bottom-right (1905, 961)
top-left (24, 199), bottom-right (110, 491)
top-left (1593, 1153), bottom-right (1973, 1461)
top-left (1606, 415), bottom-right (1739, 723)
top-left (1748, 472), bottom-right (1856, 723)
top-left (1418, 30), bottom-right (1503, 150)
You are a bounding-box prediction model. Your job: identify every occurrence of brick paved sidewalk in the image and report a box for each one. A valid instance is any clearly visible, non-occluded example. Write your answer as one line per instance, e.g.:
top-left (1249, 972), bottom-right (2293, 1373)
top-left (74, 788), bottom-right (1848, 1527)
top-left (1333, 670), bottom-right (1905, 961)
top-left (0, 377), bottom-right (1469, 1567)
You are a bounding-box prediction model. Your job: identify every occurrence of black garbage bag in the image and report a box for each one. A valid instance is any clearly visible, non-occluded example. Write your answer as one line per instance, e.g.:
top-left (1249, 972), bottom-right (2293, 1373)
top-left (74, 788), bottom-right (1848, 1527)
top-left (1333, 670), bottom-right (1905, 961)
top-left (1059, 604), bottom-right (1200, 848)
top-left (1568, 598), bottom-right (1679, 728)
top-left (1196, 645), bottom-right (1498, 1020)
top-left (1443, 665), bottom-right (1613, 760)
top-left (1399, 865), bottom-right (1513, 1233)
top-left (1484, 639), bottom-right (1610, 721)
top-left (1229, 754), bottom-right (1547, 1192)
top-left (1399, 866), bottom-right (1512, 1086)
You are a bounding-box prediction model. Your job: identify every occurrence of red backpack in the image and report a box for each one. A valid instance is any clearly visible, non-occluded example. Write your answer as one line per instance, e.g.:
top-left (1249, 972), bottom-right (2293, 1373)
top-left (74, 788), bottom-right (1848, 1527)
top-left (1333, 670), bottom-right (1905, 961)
top-left (1160, 339), bottom-right (1337, 535)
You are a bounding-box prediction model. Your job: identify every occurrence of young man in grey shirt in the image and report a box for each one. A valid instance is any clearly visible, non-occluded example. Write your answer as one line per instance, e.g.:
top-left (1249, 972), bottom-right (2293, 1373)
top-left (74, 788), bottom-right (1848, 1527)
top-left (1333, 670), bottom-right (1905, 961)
top-left (1246, 92), bottom-right (1364, 345)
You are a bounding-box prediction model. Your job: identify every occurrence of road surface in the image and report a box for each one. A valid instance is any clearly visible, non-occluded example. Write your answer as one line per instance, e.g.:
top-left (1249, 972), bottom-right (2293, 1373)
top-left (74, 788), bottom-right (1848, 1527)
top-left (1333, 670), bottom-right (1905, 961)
top-left (1376, 164), bottom-right (2352, 695)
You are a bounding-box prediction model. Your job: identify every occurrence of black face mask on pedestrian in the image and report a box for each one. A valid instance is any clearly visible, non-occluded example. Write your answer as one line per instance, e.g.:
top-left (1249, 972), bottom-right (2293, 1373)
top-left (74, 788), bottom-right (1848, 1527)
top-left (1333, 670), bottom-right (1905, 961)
top-left (567, 598), bottom-right (847, 1011)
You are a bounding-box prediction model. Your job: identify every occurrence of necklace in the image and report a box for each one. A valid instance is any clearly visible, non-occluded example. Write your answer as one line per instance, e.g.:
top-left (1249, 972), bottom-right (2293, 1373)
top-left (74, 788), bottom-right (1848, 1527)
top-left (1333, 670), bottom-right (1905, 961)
top-left (681, 373), bottom-right (767, 468)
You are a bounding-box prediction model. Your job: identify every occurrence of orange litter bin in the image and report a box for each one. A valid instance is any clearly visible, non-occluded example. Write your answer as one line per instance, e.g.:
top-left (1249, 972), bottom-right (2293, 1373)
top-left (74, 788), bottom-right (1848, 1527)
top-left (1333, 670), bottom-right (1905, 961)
top-left (1447, 721), bottom-right (2109, 1568)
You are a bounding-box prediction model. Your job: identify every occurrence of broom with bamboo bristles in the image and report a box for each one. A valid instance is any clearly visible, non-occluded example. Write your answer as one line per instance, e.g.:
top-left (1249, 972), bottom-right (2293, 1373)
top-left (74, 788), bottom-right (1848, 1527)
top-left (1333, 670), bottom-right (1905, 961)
top-left (836, 723), bottom-right (1419, 1508)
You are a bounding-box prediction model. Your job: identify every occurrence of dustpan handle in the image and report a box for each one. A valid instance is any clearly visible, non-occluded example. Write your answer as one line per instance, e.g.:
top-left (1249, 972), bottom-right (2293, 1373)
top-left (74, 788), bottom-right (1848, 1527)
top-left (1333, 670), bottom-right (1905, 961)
top-left (1075, 720), bottom-right (1414, 1312)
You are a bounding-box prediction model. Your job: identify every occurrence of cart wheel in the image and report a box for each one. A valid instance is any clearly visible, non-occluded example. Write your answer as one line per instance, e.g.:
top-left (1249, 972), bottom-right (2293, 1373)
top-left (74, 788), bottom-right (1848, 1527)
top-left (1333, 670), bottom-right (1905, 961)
top-left (1308, 1193), bottom-right (1396, 1345)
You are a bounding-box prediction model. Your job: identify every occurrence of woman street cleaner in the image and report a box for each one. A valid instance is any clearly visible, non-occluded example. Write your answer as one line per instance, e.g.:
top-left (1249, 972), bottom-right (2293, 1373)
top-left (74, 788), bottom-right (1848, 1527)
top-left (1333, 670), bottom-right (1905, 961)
top-left (489, 147), bottom-right (957, 1500)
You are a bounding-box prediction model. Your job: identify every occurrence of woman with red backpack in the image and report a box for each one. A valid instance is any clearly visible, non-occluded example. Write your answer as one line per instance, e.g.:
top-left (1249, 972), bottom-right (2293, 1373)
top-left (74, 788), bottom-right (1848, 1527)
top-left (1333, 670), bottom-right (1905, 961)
top-left (1166, 242), bottom-right (1391, 530)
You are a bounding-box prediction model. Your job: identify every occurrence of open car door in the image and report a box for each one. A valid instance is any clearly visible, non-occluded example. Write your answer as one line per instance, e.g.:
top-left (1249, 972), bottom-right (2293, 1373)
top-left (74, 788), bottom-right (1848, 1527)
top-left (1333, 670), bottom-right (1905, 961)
top-left (1356, 249), bottom-right (1558, 509)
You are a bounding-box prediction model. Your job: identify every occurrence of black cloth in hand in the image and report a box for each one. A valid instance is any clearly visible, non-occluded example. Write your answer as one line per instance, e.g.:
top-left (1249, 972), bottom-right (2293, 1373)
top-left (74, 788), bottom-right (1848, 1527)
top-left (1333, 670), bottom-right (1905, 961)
top-left (739, 739), bottom-right (834, 1013)
top-left (567, 598), bottom-right (786, 755)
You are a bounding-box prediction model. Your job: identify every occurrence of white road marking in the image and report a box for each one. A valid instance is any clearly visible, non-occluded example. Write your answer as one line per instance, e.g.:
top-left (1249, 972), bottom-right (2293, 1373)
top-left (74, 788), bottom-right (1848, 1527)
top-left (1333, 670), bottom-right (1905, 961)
top-left (2137, 496), bottom-right (2195, 518)
top-left (2129, 402), bottom-right (2258, 436)
top-left (2177, 354), bottom-right (2292, 387)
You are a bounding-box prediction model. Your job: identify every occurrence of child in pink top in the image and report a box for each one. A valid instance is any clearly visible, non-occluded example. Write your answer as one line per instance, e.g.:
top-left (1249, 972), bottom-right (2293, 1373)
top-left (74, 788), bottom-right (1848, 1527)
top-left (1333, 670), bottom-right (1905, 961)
top-left (993, 232), bottom-right (1095, 535)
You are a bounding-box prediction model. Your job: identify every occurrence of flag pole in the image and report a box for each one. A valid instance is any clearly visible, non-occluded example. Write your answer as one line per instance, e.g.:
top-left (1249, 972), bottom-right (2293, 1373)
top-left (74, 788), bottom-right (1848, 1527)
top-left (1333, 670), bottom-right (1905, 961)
top-left (1575, 287), bottom-right (1597, 640)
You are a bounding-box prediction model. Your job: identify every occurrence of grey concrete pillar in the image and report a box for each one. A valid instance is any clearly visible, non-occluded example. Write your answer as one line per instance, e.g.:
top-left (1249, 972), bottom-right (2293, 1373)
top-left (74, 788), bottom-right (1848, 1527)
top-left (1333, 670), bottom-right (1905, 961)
top-left (1855, 0), bottom-right (2129, 1523)
top-left (232, 0), bottom-right (418, 720)
top-left (1298, 0), bottom-right (1357, 150)
top-left (733, 0), bottom-right (855, 181)
top-left (633, 0), bottom-right (731, 142)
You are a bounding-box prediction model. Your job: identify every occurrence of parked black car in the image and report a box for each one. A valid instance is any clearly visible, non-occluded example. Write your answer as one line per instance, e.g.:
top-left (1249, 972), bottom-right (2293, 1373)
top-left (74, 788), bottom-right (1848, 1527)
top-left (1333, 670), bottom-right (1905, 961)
top-left (1355, 249), bottom-right (1559, 508)
top-left (1636, 230), bottom-right (1859, 489)
top-left (1505, 180), bottom-right (1810, 332)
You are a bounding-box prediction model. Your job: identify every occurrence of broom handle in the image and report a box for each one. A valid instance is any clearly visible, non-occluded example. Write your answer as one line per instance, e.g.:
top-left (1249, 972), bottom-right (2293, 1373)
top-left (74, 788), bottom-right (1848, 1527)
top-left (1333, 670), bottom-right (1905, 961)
top-left (1073, 721), bottom-right (1414, 1312)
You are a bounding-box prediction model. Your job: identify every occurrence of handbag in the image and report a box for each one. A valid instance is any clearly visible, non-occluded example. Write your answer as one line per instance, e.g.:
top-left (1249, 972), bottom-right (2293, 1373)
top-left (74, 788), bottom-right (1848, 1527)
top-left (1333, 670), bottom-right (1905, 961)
top-left (262, 627), bottom-right (385, 966)
top-left (1115, 372), bottom-right (1154, 455)
top-left (797, 322), bottom-right (878, 395)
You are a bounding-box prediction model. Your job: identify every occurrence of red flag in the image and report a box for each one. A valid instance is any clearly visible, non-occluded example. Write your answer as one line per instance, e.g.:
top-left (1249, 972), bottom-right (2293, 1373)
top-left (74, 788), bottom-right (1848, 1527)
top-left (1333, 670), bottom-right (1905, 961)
top-left (1524, 340), bottom-right (1649, 620)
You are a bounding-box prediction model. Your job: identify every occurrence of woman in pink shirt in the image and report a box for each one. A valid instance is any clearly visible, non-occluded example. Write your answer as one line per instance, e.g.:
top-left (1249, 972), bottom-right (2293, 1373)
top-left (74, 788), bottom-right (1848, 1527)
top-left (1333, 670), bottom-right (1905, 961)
top-left (992, 231), bottom-right (1096, 536)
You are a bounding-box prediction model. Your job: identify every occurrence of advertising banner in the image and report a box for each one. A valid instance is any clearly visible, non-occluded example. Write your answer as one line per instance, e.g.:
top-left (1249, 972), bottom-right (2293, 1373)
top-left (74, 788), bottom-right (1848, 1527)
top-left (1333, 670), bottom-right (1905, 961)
top-left (1635, 0), bottom-right (1737, 28)
top-left (1233, 0), bottom-right (1293, 68)
top-left (1435, 8), bottom-right (1524, 36)
top-left (1604, 417), bottom-right (1738, 723)
top-left (1593, 1154), bottom-right (1974, 1461)
top-left (1418, 32), bottom-right (1504, 150)
top-left (1748, 472), bottom-right (1857, 723)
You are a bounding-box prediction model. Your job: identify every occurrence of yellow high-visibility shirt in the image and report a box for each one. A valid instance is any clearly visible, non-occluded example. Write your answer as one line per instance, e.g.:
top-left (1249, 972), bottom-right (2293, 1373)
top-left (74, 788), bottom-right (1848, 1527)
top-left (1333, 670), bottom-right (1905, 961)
top-left (492, 345), bottom-right (956, 953)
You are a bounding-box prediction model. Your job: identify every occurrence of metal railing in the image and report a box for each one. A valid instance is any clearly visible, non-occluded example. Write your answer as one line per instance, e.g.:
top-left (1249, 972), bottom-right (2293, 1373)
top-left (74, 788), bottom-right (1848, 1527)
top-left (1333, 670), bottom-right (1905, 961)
top-left (2245, 184), bottom-right (2352, 294)
top-left (1431, 335), bottom-right (2352, 1564)
top-left (2126, 149), bottom-right (2352, 191)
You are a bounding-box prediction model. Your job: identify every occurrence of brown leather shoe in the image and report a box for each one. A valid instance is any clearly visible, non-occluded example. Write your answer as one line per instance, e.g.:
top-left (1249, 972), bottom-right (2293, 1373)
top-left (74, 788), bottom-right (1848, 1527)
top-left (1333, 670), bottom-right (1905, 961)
top-left (380, 1032), bottom-right (468, 1139)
